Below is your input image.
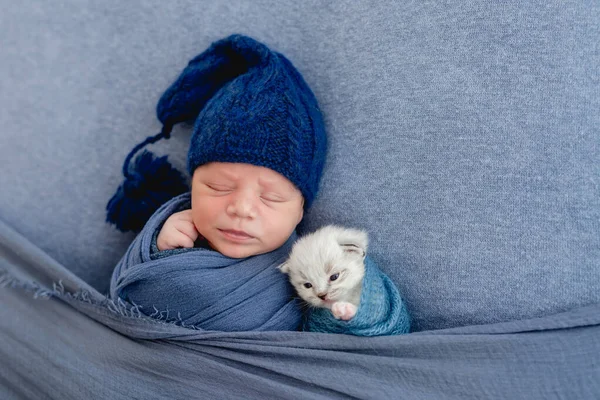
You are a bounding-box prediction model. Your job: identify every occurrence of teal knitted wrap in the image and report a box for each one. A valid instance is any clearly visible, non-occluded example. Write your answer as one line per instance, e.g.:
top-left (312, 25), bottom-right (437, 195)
top-left (303, 257), bottom-right (411, 336)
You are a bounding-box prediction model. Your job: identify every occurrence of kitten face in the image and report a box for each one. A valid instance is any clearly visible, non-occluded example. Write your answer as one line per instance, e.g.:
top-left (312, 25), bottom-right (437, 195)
top-left (279, 225), bottom-right (368, 308)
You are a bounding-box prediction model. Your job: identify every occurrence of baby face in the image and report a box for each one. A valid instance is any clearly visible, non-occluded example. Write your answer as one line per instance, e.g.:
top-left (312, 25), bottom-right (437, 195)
top-left (190, 162), bottom-right (304, 258)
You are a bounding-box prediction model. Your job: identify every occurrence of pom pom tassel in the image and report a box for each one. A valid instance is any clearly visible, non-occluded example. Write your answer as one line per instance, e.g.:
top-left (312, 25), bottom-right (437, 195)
top-left (106, 150), bottom-right (189, 232)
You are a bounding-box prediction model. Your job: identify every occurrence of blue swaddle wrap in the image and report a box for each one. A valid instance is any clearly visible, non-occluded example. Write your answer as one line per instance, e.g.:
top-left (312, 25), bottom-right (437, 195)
top-left (304, 257), bottom-right (411, 336)
top-left (110, 192), bottom-right (302, 332)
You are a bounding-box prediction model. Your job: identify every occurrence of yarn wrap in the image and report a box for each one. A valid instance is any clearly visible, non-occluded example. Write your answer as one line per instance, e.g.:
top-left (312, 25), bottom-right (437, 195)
top-left (303, 257), bottom-right (411, 336)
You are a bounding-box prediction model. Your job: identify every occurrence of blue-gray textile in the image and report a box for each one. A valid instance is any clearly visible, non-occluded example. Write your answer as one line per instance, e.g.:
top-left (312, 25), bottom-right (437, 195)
top-left (2, 1), bottom-right (600, 398)
top-left (1, 221), bottom-right (599, 399)
top-left (1, 1), bottom-right (598, 332)
top-left (110, 192), bottom-right (302, 332)
top-left (304, 257), bottom-right (411, 336)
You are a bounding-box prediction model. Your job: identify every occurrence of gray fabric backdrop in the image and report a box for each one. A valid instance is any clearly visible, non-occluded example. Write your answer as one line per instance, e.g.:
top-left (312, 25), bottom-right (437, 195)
top-left (1, 0), bottom-right (598, 331)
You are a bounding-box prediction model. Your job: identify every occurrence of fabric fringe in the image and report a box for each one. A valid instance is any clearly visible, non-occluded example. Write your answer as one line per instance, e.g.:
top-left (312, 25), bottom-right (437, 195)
top-left (0, 266), bottom-right (202, 331)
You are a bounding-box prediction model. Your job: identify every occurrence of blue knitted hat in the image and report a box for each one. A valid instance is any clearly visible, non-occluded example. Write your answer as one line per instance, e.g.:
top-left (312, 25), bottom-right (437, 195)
top-left (107, 34), bottom-right (327, 232)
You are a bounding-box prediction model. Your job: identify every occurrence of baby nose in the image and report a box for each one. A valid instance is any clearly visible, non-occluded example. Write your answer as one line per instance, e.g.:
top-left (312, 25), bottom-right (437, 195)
top-left (227, 193), bottom-right (256, 218)
top-left (317, 292), bottom-right (328, 300)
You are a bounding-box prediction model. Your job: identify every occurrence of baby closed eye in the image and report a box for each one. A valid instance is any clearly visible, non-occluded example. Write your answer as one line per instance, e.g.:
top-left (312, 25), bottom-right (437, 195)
top-left (206, 184), bottom-right (234, 193)
top-left (260, 192), bottom-right (287, 203)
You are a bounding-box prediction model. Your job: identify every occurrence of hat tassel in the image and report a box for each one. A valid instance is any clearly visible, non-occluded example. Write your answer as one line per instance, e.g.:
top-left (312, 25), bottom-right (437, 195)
top-left (106, 124), bottom-right (189, 232)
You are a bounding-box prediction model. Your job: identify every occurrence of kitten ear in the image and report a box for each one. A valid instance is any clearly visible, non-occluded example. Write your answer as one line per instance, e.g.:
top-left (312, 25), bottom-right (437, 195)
top-left (340, 243), bottom-right (366, 258)
top-left (337, 228), bottom-right (368, 258)
top-left (278, 261), bottom-right (290, 274)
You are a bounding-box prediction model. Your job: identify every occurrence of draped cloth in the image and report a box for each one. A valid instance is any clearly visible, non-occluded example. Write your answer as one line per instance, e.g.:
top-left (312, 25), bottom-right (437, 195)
top-left (1, 219), bottom-right (599, 398)
top-left (304, 257), bottom-right (411, 336)
top-left (109, 192), bottom-right (302, 332)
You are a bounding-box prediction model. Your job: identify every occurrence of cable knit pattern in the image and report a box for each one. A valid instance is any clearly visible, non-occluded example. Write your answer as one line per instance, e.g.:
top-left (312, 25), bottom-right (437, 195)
top-left (157, 34), bottom-right (327, 208)
top-left (304, 257), bottom-right (411, 336)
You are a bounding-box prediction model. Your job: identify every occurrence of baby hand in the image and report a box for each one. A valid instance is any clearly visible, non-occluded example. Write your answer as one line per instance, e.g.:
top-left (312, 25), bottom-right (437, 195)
top-left (331, 301), bottom-right (357, 321)
top-left (156, 210), bottom-right (200, 251)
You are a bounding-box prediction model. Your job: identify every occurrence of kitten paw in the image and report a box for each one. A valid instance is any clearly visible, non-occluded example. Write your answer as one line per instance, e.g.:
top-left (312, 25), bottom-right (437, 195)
top-left (331, 302), bottom-right (357, 320)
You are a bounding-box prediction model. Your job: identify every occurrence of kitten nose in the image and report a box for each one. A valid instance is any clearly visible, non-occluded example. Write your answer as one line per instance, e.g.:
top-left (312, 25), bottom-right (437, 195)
top-left (317, 293), bottom-right (327, 300)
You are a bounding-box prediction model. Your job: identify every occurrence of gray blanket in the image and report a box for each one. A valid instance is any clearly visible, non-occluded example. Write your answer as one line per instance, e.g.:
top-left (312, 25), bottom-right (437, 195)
top-left (1, 220), bottom-right (599, 399)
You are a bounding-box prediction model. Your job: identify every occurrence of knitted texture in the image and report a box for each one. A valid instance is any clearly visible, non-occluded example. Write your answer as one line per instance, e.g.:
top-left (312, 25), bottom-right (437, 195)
top-left (106, 150), bottom-right (188, 232)
top-left (304, 257), bottom-right (411, 336)
top-left (157, 34), bottom-right (327, 208)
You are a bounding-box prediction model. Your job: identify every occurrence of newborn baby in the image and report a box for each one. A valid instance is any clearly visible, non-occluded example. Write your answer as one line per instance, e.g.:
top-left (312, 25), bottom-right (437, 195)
top-left (279, 225), bottom-right (367, 320)
top-left (108, 34), bottom-right (327, 332)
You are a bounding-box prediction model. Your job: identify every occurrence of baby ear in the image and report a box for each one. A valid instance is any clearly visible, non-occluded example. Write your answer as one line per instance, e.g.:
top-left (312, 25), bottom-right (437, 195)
top-left (337, 228), bottom-right (369, 258)
top-left (278, 261), bottom-right (290, 274)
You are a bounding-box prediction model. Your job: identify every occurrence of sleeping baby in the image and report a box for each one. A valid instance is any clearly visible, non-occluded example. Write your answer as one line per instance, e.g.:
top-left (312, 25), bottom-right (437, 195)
top-left (107, 34), bottom-right (326, 332)
top-left (108, 34), bottom-right (408, 336)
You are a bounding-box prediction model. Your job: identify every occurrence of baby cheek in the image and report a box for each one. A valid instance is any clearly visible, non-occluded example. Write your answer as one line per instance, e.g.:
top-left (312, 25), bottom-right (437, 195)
top-left (200, 198), bottom-right (224, 218)
top-left (260, 223), bottom-right (294, 250)
top-left (271, 209), bottom-right (300, 234)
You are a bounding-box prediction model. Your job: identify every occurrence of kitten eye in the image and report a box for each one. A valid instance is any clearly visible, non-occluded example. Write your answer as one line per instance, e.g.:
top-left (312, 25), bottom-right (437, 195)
top-left (303, 282), bottom-right (312, 289)
top-left (330, 273), bottom-right (340, 281)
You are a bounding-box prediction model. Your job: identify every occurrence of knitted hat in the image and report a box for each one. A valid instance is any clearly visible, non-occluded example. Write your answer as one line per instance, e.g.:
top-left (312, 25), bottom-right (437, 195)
top-left (107, 34), bottom-right (327, 232)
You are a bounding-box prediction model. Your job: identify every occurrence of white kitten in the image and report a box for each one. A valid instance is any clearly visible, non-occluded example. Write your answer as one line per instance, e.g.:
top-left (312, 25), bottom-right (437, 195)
top-left (279, 225), bottom-right (368, 321)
